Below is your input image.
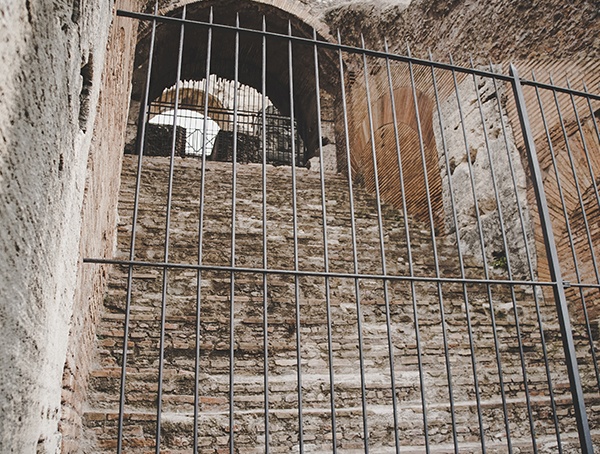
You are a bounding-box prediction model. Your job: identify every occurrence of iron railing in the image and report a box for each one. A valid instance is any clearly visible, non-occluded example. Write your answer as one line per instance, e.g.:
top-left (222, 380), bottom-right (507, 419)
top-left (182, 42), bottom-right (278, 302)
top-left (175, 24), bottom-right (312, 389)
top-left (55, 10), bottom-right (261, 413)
top-left (147, 79), bottom-right (308, 165)
top-left (84, 4), bottom-right (600, 453)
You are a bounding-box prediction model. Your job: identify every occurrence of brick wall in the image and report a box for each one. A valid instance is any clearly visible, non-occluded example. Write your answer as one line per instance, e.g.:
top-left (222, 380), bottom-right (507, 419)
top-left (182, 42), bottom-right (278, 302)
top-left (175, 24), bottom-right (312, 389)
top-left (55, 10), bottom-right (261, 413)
top-left (59, 2), bottom-right (142, 452)
top-left (502, 59), bottom-right (600, 325)
top-left (82, 155), bottom-right (600, 452)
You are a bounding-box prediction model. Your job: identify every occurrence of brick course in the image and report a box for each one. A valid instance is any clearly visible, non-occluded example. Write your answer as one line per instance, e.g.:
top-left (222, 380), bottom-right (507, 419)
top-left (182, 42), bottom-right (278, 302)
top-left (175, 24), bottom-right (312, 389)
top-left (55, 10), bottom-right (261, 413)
top-left (83, 155), bottom-right (600, 452)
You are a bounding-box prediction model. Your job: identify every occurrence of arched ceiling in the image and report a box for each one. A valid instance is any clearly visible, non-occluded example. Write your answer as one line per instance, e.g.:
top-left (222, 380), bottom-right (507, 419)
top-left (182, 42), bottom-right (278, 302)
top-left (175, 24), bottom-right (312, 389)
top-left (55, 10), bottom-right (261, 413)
top-left (130, 0), bottom-right (341, 156)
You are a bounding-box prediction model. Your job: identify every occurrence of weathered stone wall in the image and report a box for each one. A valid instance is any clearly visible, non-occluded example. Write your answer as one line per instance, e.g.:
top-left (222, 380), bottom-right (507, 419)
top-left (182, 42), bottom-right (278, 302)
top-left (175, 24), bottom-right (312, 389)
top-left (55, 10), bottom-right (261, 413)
top-left (142, 0), bottom-right (599, 64)
top-left (325, 0), bottom-right (599, 63)
top-left (83, 155), bottom-right (600, 452)
top-left (432, 74), bottom-right (536, 280)
top-left (59, 2), bottom-right (142, 452)
top-left (328, 0), bottom-right (600, 312)
top-left (0, 0), bottom-right (117, 451)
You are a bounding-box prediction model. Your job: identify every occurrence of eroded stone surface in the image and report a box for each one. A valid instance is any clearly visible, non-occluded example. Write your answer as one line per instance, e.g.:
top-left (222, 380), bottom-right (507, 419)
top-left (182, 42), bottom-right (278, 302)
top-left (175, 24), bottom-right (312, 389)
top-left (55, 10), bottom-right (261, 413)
top-left (83, 155), bottom-right (600, 452)
top-left (433, 74), bottom-right (536, 280)
top-left (0, 0), bottom-right (116, 451)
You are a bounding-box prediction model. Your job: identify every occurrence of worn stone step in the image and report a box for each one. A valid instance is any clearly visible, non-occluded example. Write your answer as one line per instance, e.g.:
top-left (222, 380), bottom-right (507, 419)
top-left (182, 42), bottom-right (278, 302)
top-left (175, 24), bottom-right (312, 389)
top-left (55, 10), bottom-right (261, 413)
top-left (83, 401), bottom-right (600, 453)
top-left (84, 156), bottom-right (600, 452)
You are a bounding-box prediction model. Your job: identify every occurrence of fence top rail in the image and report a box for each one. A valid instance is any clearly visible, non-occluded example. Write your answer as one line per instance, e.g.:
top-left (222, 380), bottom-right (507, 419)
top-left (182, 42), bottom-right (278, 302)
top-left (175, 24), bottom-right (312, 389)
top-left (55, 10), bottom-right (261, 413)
top-left (118, 9), bottom-right (600, 101)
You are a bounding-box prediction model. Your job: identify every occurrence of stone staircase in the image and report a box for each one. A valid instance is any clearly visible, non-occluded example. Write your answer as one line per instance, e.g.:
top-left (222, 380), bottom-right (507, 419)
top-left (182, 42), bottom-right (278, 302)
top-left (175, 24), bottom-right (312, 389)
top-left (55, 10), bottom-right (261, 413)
top-left (83, 155), bottom-right (600, 453)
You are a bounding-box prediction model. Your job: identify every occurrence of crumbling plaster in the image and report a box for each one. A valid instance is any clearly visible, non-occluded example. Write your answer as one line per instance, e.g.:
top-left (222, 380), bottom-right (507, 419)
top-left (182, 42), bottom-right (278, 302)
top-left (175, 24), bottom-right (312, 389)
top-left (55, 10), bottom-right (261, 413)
top-left (0, 0), bottom-right (117, 451)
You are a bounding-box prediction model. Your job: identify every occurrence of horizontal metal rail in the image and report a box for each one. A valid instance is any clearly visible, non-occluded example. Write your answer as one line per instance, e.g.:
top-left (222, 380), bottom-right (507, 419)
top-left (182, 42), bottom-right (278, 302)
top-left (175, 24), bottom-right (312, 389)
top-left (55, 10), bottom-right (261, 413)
top-left (117, 9), bottom-right (600, 101)
top-left (83, 257), bottom-right (559, 287)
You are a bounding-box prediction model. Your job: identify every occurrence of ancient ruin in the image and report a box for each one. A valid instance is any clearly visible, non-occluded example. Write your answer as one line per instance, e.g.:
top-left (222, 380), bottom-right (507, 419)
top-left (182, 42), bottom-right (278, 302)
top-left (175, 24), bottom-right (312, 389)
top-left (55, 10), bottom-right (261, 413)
top-left (1, 0), bottom-right (600, 453)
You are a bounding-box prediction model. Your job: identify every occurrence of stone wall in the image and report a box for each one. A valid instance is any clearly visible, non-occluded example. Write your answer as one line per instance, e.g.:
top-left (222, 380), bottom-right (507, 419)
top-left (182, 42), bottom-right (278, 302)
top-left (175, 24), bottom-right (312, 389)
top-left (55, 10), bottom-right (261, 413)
top-left (329, 1), bottom-right (600, 315)
top-left (140, 0), bottom-right (599, 65)
top-left (432, 74), bottom-right (535, 280)
top-left (0, 0), bottom-right (121, 451)
top-left (82, 155), bottom-right (600, 452)
top-left (325, 0), bottom-right (599, 64)
top-left (59, 2), bottom-right (142, 452)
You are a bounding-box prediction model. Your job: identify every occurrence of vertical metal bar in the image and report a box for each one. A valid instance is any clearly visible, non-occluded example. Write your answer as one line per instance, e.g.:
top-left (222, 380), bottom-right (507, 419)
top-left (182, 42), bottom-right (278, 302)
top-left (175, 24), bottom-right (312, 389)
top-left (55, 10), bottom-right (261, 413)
top-left (533, 71), bottom-right (600, 397)
top-left (361, 35), bottom-right (399, 454)
top-left (545, 74), bottom-right (600, 391)
top-left (361, 35), bottom-right (400, 453)
top-left (186, 79), bottom-right (197, 155)
top-left (155, 7), bottom-right (186, 453)
top-left (349, 34), bottom-right (373, 454)
top-left (409, 45), bottom-right (459, 453)
top-left (287, 21), bottom-right (304, 453)
top-left (313, 28), bottom-right (338, 453)
top-left (384, 42), bottom-right (430, 453)
top-left (510, 64), bottom-right (593, 454)
top-left (261, 15), bottom-right (270, 453)
top-left (429, 52), bottom-right (486, 453)
top-left (193, 7), bottom-right (213, 451)
top-left (117, 3), bottom-right (158, 452)
top-left (488, 64), bottom-right (563, 452)
top-left (228, 14), bottom-right (240, 454)
top-left (337, 30), bottom-right (370, 454)
top-left (382, 39), bottom-right (403, 454)
top-left (469, 58), bottom-right (538, 453)
top-left (450, 55), bottom-right (513, 453)
top-left (583, 82), bottom-right (600, 159)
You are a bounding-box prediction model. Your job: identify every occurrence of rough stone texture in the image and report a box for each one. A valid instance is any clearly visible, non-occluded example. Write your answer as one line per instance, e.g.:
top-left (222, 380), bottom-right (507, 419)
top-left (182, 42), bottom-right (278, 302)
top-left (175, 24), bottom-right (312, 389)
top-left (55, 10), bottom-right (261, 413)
top-left (0, 0), bottom-right (599, 452)
top-left (308, 143), bottom-right (337, 174)
top-left (324, 0), bottom-right (600, 64)
top-left (83, 155), bottom-right (600, 452)
top-left (0, 0), bottom-right (116, 451)
top-left (300, 0), bottom-right (413, 17)
top-left (142, 0), bottom-right (600, 65)
top-left (432, 74), bottom-right (536, 280)
top-left (58, 2), bottom-right (142, 452)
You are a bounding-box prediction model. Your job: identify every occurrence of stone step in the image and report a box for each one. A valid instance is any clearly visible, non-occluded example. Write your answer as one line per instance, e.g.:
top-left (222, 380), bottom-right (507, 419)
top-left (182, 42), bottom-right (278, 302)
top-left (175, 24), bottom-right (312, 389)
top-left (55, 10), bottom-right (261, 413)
top-left (88, 364), bottom-right (582, 410)
top-left (85, 156), bottom-right (600, 452)
top-left (83, 399), bottom-right (600, 453)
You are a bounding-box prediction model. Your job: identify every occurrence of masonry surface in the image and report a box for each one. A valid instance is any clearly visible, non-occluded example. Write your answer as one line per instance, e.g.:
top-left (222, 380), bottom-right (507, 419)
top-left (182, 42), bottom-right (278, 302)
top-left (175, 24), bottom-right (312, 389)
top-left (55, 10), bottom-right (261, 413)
top-left (82, 155), bottom-right (600, 452)
top-left (0, 0), bottom-right (599, 452)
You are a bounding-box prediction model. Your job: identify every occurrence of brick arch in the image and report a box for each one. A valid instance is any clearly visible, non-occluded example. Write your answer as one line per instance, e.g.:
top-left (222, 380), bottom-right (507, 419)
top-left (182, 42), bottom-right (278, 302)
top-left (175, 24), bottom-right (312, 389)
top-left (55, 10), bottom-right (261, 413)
top-left (152, 85), bottom-right (229, 131)
top-left (156, 0), bottom-right (332, 43)
top-left (129, 0), bottom-right (339, 161)
top-left (349, 84), bottom-right (444, 228)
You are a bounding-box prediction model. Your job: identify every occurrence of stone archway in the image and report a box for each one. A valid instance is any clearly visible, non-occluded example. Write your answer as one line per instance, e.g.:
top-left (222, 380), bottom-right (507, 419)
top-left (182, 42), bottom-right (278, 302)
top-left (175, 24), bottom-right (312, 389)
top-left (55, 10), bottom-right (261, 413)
top-left (126, 0), bottom-right (340, 163)
top-left (151, 85), bottom-right (228, 131)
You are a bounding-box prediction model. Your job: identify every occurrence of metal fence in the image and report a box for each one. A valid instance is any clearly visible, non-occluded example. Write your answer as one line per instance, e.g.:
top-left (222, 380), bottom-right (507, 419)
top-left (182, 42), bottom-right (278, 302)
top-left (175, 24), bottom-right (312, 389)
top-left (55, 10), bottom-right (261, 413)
top-left (147, 78), bottom-right (308, 164)
top-left (85, 4), bottom-right (600, 453)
